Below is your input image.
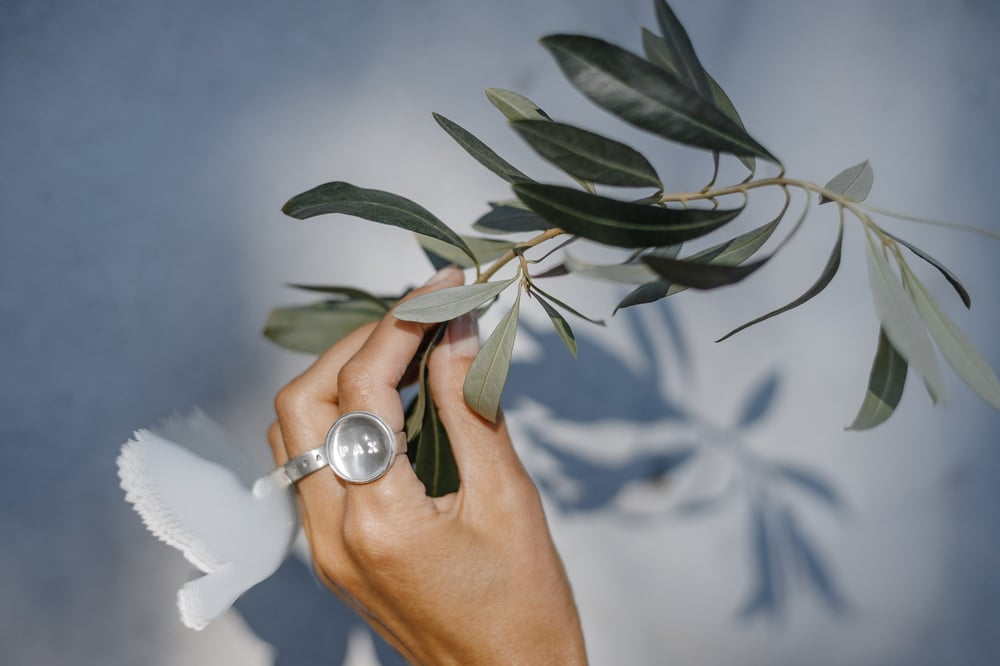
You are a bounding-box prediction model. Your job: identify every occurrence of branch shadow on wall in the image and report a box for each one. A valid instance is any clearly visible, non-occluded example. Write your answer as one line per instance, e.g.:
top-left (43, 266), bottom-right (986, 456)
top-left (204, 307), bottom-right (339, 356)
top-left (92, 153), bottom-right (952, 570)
top-left (506, 302), bottom-right (849, 619)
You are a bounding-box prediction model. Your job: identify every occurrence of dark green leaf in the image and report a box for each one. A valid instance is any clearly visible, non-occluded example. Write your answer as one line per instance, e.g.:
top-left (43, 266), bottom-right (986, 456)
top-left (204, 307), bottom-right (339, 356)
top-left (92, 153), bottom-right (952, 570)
top-left (412, 384), bottom-right (460, 496)
top-left (901, 260), bottom-right (1000, 410)
top-left (643, 254), bottom-right (765, 290)
top-left (285, 285), bottom-right (392, 312)
top-left (820, 160), bottom-right (873, 204)
top-left (540, 34), bottom-right (778, 163)
top-left (473, 203), bottom-right (553, 234)
top-left (264, 300), bottom-right (386, 355)
top-left (887, 232), bottom-right (971, 308)
top-left (513, 182), bottom-right (742, 248)
top-left (485, 88), bottom-right (552, 121)
top-left (282, 181), bottom-right (474, 263)
top-left (533, 292), bottom-right (577, 357)
top-left (663, 209), bottom-right (783, 296)
top-left (530, 283), bottom-right (604, 325)
top-left (463, 292), bottom-right (521, 422)
top-left (394, 277), bottom-right (518, 323)
top-left (640, 27), bottom-right (755, 174)
top-left (511, 120), bottom-right (662, 189)
top-left (615, 280), bottom-right (670, 312)
top-left (847, 328), bottom-right (908, 430)
top-left (403, 324), bottom-right (447, 440)
top-left (717, 221), bottom-right (844, 342)
top-left (652, 0), bottom-right (712, 98)
top-left (432, 112), bottom-right (530, 184)
top-left (864, 230), bottom-right (946, 403)
top-left (416, 234), bottom-right (515, 269)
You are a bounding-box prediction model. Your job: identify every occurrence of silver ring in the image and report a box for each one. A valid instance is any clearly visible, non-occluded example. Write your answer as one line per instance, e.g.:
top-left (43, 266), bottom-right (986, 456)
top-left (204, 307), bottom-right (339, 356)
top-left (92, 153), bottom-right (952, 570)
top-left (280, 411), bottom-right (407, 485)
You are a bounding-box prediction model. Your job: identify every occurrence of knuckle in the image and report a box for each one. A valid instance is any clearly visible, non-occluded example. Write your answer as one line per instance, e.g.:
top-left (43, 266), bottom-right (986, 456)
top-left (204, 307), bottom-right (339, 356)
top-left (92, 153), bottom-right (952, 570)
top-left (342, 510), bottom-right (395, 569)
top-left (273, 377), bottom-right (310, 418)
top-left (337, 358), bottom-right (378, 402)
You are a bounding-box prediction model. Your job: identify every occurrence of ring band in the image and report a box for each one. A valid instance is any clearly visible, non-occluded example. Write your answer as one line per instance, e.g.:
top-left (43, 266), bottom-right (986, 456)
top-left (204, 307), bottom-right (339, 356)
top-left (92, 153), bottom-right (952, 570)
top-left (280, 411), bottom-right (407, 485)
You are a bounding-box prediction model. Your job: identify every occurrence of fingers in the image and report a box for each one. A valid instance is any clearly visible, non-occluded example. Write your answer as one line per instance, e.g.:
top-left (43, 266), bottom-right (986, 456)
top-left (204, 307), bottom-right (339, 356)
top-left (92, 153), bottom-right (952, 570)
top-left (336, 267), bottom-right (465, 506)
top-left (426, 312), bottom-right (530, 494)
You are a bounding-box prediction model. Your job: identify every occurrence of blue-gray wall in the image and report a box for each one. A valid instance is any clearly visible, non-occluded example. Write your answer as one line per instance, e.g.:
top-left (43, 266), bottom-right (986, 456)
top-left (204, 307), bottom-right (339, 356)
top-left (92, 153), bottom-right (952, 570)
top-left (2, 1), bottom-right (999, 664)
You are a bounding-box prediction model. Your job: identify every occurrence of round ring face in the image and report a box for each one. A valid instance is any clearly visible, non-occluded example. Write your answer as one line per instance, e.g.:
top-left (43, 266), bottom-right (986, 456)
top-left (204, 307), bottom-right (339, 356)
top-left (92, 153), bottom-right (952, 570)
top-left (324, 412), bottom-right (397, 483)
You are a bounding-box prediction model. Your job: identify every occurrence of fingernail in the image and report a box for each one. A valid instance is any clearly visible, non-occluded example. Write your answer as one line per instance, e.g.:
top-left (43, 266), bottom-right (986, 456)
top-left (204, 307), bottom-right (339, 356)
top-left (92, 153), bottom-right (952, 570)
top-left (423, 265), bottom-right (459, 286)
top-left (447, 313), bottom-right (480, 358)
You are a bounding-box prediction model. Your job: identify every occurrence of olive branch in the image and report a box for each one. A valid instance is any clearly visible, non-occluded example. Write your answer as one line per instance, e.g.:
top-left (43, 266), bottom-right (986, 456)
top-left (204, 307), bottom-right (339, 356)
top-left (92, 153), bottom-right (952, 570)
top-left (265, 0), bottom-right (1000, 496)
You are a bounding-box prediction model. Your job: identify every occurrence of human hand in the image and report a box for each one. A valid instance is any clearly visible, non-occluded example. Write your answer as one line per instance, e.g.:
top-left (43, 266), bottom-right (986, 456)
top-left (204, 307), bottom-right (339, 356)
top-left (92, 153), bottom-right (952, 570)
top-left (268, 266), bottom-right (587, 665)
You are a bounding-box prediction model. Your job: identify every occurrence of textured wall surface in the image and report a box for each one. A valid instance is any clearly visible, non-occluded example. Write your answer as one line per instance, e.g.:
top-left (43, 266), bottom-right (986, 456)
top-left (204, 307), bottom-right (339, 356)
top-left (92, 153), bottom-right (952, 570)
top-left (2, 1), bottom-right (999, 664)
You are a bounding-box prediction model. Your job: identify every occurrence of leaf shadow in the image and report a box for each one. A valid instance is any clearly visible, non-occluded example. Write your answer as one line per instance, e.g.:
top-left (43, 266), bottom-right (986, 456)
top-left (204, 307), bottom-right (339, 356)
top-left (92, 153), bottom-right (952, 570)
top-left (506, 303), bottom-right (850, 620)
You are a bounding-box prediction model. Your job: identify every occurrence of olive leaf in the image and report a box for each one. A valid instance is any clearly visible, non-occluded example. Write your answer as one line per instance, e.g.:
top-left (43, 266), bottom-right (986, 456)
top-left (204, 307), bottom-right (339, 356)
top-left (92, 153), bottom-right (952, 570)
top-left (533, 291), bottom-right (577, 357)
top-left (264, 300), bottom-right (387, 355)
top-left (413, 383), bottom-right (460, 496)
top-left (485, 88), bottom-right (552, 121)
top-left (285, 285), bottom-right (392, 312)
top-left (864, 231), bottom-right (947, 403)
top-left (887, 232), bottom-right (971, 308)
top-left (847, 328), bottom-right (908, 430)
top-left (642, 254), bottom-right (766, 290)
top-left (416, 234), bottom-right (516, 269)
top-left (464, 291), bottom-right (522, 422)
top-left (529, 283), bottom-right (605, 325)
top-left (717, 220), bottom-right (843, 341)
top-left (563, 251), bottom-right (660, 285)
top-left (511, 120), bottom-right (662, 189)
top-left (473, 203), bottom-right (553, 234)
top-left (283, 181), bottom-right (475, 264)
top-left (820, 160), bottom-right (873, 204)
top-left (393, 276), bottom-right (518, 323)
top-left (513, 182), bottom-right (742, 248)
top-left (432, 112), bottom-right (530, 184)
top-left (900, 260), bottom-right (1000, 410)
top-left (650, 0), bottom-right (712, 98)
top-left (640, 28), bottom-right (755, 175)
top-left (404, 323), bottom-right (448, 441)
top-left (540, 34), bottom-right (778, 163)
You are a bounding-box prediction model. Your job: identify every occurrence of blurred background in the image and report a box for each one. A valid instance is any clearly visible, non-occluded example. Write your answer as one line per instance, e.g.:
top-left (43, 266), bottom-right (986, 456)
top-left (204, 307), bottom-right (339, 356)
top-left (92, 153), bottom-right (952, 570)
top-left (3, 0), bottom-right (1000, 664)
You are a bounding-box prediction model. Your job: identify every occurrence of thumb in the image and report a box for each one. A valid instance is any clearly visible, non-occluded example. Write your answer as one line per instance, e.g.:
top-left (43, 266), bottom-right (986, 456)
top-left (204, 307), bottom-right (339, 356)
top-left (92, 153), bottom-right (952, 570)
top-left (427, 313), bottom-right (527, 491)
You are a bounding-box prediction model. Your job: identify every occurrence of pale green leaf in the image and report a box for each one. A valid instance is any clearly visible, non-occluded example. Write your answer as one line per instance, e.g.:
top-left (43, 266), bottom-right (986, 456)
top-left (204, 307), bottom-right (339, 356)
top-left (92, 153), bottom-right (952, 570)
top-left (564, 251), bottom-right (659, 285)
top-left (900, 260), bottom-right (1000, 410)
top-left (264, 300), bottom-right (386, 355)
top-left (864, 231), bottom-right (947, 403)
top-left (463, 292), bottom-right (522, 422)
top-left (847, 328), bottom-right (908, 430)
top-left (485, 88), bottom-right (551, 121)
top-left (432, 112), bottom-right (530, 184)
top-left (393, 277), bottom-right (518, 323)
top-left (286, 285), bottom-right (392, 312)
top-left (533, 292), bottom-right (577, 357)
top-left (416, 234), bottom-right (515, 269)
top-left (511, 120), bottom-right (662, 189)
top-left (820, 160), bottom-right (873, 204)
top-left (282, 181), bottom-right (474, 264)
